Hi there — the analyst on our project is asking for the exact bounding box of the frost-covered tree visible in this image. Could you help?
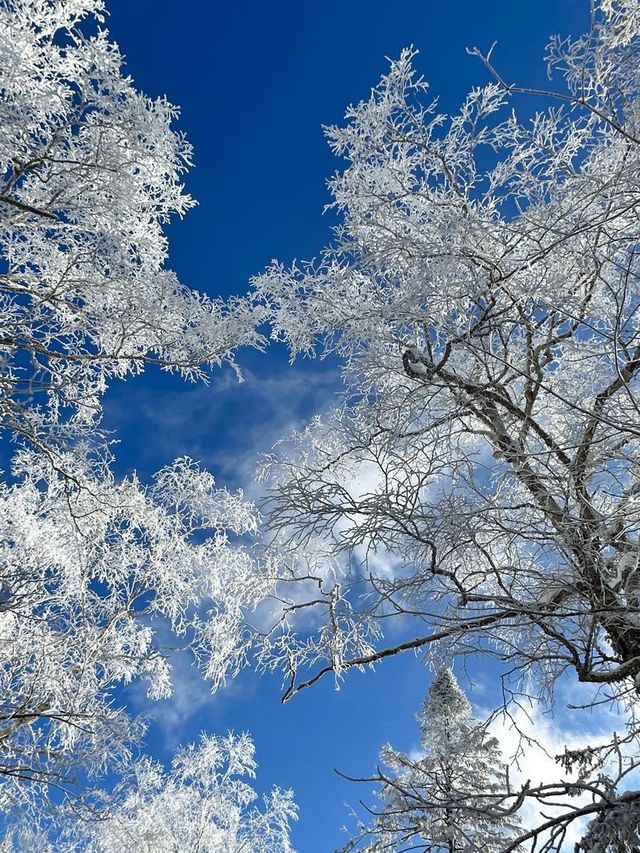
[3,734,297,853]
[250,0,640,847]
[0,450,267,822]
[345,669,520,852]
[0,0,269,829]
[82,734,297,853]
[0,0,260,458]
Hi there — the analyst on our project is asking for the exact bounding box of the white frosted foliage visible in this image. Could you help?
[251,1,640,848]
[348,669,520,852]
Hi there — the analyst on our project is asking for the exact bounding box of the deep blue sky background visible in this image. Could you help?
[101,2,587,850]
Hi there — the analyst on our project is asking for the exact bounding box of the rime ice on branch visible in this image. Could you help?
[0,0,271,834]
[251,1,640,848]
[0,0,262,455]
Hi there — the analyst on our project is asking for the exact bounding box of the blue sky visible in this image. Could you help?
[101,2,589,850]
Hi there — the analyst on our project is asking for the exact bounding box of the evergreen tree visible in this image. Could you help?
[351,669,520,852]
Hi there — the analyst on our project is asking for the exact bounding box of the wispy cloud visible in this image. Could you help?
[484,680,633,850]
[136,653,222,746]
[103,361,339,496]
[123,616,242,751]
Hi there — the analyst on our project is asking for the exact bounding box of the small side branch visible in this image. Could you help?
[0,195,58,221]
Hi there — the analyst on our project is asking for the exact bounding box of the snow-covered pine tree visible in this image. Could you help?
[349,669,520,853]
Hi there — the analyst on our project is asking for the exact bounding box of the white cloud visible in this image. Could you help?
[104,362,339,499]
[123,618,229,749]
[142,652,221,745]
[485,680,633,851]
